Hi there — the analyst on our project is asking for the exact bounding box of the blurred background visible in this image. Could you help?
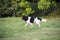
[0,0,60,17]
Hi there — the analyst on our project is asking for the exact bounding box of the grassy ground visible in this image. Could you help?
[0,17,60,40]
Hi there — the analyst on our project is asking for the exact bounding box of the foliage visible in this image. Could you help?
[19,0,35,16]
[0,0,59,17]
[22,7,35,15]
[19,0,30,8]
[37,0,57,16]
[38,0,51,10]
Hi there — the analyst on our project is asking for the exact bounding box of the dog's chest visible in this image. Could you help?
[26,17,31,23]
[26,17,34,23]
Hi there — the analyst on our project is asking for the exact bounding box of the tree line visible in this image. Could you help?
[0,0,60,17]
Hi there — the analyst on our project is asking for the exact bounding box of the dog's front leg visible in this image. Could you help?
[38,24,40,27]
[25,23,28,27]
[36,22,40,28]
[29,23,33,27]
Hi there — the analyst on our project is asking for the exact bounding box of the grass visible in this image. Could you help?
[0,17,60,40]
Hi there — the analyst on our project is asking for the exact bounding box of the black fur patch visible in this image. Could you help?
[30,17,34,23]
[37,17,42,21]
[22,16,28,21]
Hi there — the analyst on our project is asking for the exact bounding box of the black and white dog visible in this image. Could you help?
[22,16,47,27]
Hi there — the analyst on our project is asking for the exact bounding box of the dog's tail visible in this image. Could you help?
[41,19,47,22]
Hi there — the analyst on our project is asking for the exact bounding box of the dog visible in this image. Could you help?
[22,16,47,27]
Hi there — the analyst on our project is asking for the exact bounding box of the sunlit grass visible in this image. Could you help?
[0,17,60,40]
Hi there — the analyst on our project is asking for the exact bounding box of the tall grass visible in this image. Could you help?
[0,17,60,40]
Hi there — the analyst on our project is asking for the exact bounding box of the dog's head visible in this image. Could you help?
[22,16,28,21]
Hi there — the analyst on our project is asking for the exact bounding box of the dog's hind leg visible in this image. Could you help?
[35,21,40,28]
[38,23,40,27]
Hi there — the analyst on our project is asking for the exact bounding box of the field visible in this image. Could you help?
[0,17,60,40]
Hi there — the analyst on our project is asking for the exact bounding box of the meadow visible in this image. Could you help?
[0,17,60,40]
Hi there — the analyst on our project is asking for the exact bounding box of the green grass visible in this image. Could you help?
[0,17,60,40]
